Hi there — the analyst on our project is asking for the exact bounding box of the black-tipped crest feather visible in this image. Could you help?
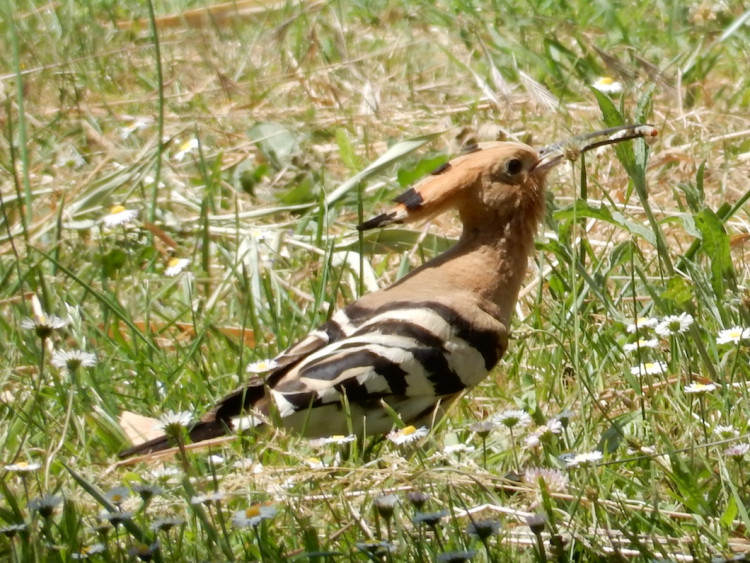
[392,187,424,210]
[357,212,399,231]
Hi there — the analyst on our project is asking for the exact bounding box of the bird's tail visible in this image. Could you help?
[117,419,231,458]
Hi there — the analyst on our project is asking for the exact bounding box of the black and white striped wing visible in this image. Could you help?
[266,299,508,436]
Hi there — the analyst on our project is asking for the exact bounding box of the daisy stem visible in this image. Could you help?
[482,538,497,563]
[112,524,123,563]
[687,323,719,384]
[698,396,710,447]
[431,525,445,551]
[9,539,18,563]
[44,388,75,489]
[214,502,232,552]
[413,444,429,471]
[253,525,269,563]
[175,435,191,475]
[9,340,48,468]
[35,340,48,427]
[637,360,647,424]
[482,435,487,470]
[533,529,547,563]
[727,343,745,415]
[509,428,520,472]
[20,476,30,503]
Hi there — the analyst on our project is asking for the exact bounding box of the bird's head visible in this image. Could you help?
[357,124,658,233]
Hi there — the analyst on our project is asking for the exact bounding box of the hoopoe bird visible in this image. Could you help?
[120,124,657,457]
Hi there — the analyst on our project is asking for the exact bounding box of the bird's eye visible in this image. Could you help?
[505,158,523,175]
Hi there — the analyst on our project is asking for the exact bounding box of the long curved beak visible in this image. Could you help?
[533,124,658,172]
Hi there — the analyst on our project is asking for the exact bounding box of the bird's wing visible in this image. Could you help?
[205,312,356,423]
[257,297,508,436]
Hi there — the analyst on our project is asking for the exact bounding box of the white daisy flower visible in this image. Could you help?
[165,257,190,277]
[725,443,750,458]
[493,409,532,430]
[630,361,667,376]
[717,326,750,345]
[55,148,85,169]
[105,486,130,506]
[525,467,569,493]
[190,491,226,506]
[246,358,279,374]
[526,419,563,447]
[0,523,27,538]
[231,504,277,528]
[155,410,193,433]
[626,317,659,333]
[150,466,181,480]
[525,434,541,448]
[4,461,42,473]
[102,205,138,227]
[250,228,272,242]
[412,510,449,527]
[466,518,501,540]
[308,435,356,447]
[119,117,151,139]
[22,314,66,338]
[626,445,656,455]
[592,77,623,95]
[373,494,398,518]
[387,425,428,445]
[150,517,185,533]
[173,138,199,161]
[304,457,325,468]
[541,419,563,435]
[470,420,498,436]
[623,338,659,352]
[684,382,718,394]
[51,349,97,372]
[143,175,166,189]
[443,443,476,455]
[72,543,106,559]
[29,495,63,518]
[714,425,739,439]
[566,450,603,467]
[655,313,694,336]
[526,513,547,533]
[98,510,132,526]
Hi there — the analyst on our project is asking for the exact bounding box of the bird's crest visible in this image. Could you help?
[358,124,657,231]
[357,142,536,230]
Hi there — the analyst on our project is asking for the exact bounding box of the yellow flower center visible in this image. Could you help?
[245,505,261,518]
[598,77,614,85]
[167,257,181,267]
[402,425,417,435]
[110,205,126,214]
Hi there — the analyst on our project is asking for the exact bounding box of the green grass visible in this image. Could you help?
[2,0,750,560]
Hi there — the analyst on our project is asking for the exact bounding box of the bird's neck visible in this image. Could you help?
[392,212,539,327]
